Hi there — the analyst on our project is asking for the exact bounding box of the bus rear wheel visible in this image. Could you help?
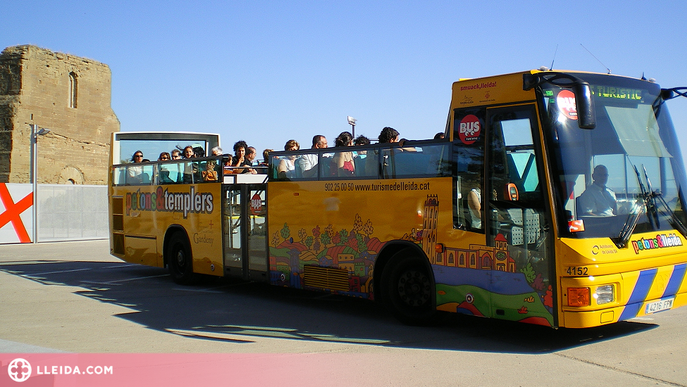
[382,251,435,325]
[167,231,199,285]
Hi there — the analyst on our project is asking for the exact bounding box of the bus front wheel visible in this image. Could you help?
[167,231,199,285]
[381,251,435,325]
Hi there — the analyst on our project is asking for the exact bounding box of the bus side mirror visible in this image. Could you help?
[574,82,596,129]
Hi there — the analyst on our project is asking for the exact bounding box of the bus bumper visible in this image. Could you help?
[560,263,687,328]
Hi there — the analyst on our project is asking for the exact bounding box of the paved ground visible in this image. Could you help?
[1,240,686,386]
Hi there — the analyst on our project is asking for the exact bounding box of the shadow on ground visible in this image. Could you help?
[0,260,656,354]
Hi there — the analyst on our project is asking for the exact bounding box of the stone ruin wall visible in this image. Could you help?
[0,45,119,184]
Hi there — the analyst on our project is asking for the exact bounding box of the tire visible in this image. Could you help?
[381,250,435,325]
[167,231,199,285]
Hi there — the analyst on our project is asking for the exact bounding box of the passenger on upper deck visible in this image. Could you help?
[211,146,233,169]
[354,135,370,146]
[277,140,300,179]
[231,141,250,168]
[242,147,258,174]
[353,135,377,176]
[297,135,328,177]
[246,147,257,165]
[202,160,219,182]
[183,146,195,159]
[182,146,197,182]
[127,150,144,184]
[378,127,400,143]
[260,149,273,167]
[171,149,182,160]
[157,152,174,184]
[334,131,355,177]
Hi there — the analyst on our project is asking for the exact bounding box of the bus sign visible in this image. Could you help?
[250,193,262,215]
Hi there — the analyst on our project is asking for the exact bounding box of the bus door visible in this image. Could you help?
[222,184,268,281]
[486,104,554,321]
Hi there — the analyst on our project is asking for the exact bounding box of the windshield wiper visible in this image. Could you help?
[642,165,660,229]
[615,164,656,248]
[615,163,687,248]
[615,200,645,248]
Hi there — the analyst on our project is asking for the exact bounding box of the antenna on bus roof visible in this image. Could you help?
[550,44,558,71]
[580,44,611,74]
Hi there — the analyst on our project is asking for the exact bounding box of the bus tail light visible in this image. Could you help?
[594,285,615,305]
[568,287,591,307]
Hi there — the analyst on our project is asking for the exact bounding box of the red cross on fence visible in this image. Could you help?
[0,183,34,243]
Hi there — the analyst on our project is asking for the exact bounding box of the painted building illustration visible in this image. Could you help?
[268,193,553,326]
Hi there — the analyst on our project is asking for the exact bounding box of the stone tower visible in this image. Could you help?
[0,45,119,184]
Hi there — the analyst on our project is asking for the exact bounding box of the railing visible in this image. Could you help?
[112,156,269,186]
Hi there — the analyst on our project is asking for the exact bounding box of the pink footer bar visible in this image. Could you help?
[1,353,378,387]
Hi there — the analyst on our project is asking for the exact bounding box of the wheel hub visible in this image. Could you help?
[397,269,430,307]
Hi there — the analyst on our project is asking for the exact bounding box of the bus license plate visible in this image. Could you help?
[645,298,674,314]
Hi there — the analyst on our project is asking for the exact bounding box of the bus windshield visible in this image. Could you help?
[542,74,687,243]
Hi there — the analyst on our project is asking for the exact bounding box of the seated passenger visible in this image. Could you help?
[193,146,205,158]
[378,127,399,143]
[242,146,258,174]
[158,152,174,184]
[128,151,144,184]
[182,145,197,183]
[260,149,272,166]
[298,135,327,177]
[232,141,248,167]
[183,146,195,159]
[577,165,617,216]
[379,126,415,152]
[211,146,223,156]
[202,160,219,182]
[223,154,234,172]
[333,131,355,177]
[278,140,300,179]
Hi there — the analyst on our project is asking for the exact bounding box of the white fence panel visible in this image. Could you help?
[37,184,108,242]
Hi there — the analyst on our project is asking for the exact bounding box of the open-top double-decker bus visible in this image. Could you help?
[109,70,687,328]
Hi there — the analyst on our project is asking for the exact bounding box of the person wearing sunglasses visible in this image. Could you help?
[157,152,175,184]
[128,151,144,184]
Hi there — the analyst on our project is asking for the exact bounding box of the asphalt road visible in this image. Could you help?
[1,240,685,386]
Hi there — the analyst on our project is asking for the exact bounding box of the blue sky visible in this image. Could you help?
[3,0,686,159]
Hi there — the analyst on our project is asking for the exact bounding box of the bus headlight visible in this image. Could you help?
[594,285,614,305]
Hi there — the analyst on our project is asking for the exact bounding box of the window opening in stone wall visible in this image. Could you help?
[69,72,78,108]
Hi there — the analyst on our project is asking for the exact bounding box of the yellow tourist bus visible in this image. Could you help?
[109,70,687,328]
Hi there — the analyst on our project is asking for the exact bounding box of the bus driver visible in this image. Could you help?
[577,165,617,217]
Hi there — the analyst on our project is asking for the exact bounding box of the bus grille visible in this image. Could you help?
[303,266,349,292]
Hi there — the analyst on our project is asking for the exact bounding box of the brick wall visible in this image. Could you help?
[0,45,119,184]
